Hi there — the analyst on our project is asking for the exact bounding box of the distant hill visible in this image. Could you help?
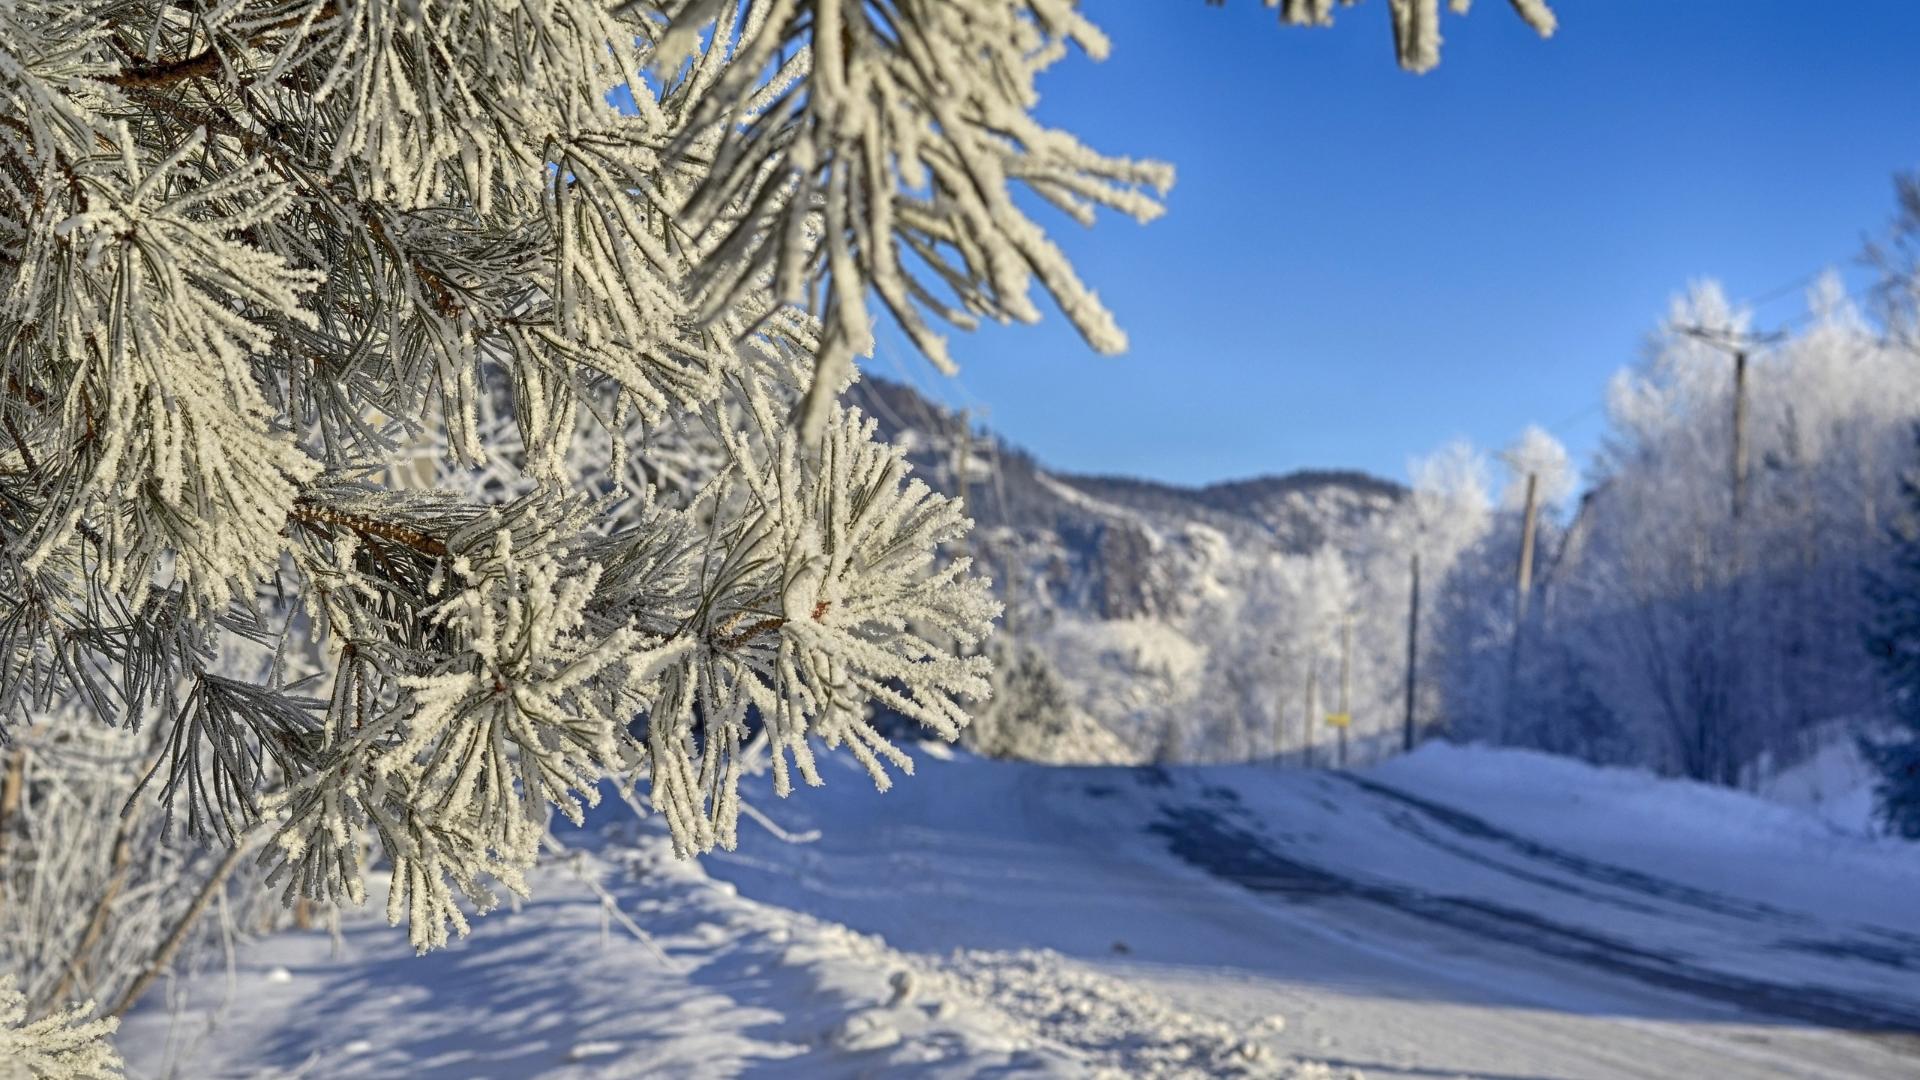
[845,377,1404,622]
[1058,470,1404,553]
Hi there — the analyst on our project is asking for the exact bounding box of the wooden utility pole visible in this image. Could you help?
[1731,350,1750,520]
[1403,552,1421,754]
[951,408,971,561]
[1514,472,1540,628]
[1677,325,1780,519]
[1338,616,1353,769]
[1503,473,1542,736]
[1272,657,1287,763]
[1302,662,1317,769]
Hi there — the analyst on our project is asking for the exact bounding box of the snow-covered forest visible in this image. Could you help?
[4,0,1918,1076]
[907,250,1920,804]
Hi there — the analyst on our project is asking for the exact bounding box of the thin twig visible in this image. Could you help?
[289,498,449,558]
[0,744,26,885]
[560,852,680,972]
[739,799,820,844]
[105,3,341,90]
[108,47,228,89]
[107,841,251,1019]
[43,794,143,1009]
[3,412,37,472]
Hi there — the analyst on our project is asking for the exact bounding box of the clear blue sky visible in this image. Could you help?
[872,1,1920,488]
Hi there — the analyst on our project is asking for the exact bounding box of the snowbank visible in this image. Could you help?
[1369,740,1918,926]
[116,819,1292,1078]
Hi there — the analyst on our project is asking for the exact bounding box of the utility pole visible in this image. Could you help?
[1731,349,1749,520]
[1677,325,1781,520]
[1338,615,1353,769]
[1272,650,1286,763]
[949,408,971,567]
[952,409,971,506]
[1403,552,1420,754]
[1504,473,1540,737]
[1514,472,1540,628]
[1303,662,1317,769]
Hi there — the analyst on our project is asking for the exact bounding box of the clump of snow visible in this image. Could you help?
[1753,733,1882,836]
[940,948,1276,1077]
[563,1041,622,1062]
[826,1008,902,1052]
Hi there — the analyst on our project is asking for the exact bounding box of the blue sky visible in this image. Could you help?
[872,1,1920,488]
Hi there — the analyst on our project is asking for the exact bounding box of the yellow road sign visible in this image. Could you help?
[1325,712,1350,728]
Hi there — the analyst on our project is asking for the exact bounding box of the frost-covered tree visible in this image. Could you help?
[964,635,1127,764]
[1868,172,1920,346]
[0,0,1557,978]
[1431,269,1920,786]
[1500,425,1575,512]
[1563,280,1913,781]
[1427,430,1575,748]
[1864,429,1920,838]
[1280,547,1358,755]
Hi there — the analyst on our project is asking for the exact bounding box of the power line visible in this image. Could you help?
[873,330,995,430]
[1732,248,1881,313]
[1539,398,1607,440]
[1507,269,1857,450]
[1741,266,1838,310]
[1773,277,1882,332]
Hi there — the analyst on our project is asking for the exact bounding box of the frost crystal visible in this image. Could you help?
[0,977,122,1080]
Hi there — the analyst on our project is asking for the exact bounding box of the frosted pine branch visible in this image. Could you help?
[0,976,122,1080]
[0,0,1549,970]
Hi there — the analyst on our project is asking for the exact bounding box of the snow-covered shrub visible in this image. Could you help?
[965,637,1131,765]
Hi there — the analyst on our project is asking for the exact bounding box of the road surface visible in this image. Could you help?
[708,752,1920,1079]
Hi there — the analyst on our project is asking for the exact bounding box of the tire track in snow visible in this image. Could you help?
[1339,773,1920,975]
[1332,774,1796,922]
[1148,798,1920,1037]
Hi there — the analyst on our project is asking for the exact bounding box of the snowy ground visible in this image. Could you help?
[119,743,1920,1078]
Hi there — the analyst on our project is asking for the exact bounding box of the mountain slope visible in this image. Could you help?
[845,378,1414,761]
[848,374,1403,620]
[847,377,1403,553]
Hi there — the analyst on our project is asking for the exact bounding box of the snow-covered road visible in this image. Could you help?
[119,744,1920,1078]
[702,745,1920,1079]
